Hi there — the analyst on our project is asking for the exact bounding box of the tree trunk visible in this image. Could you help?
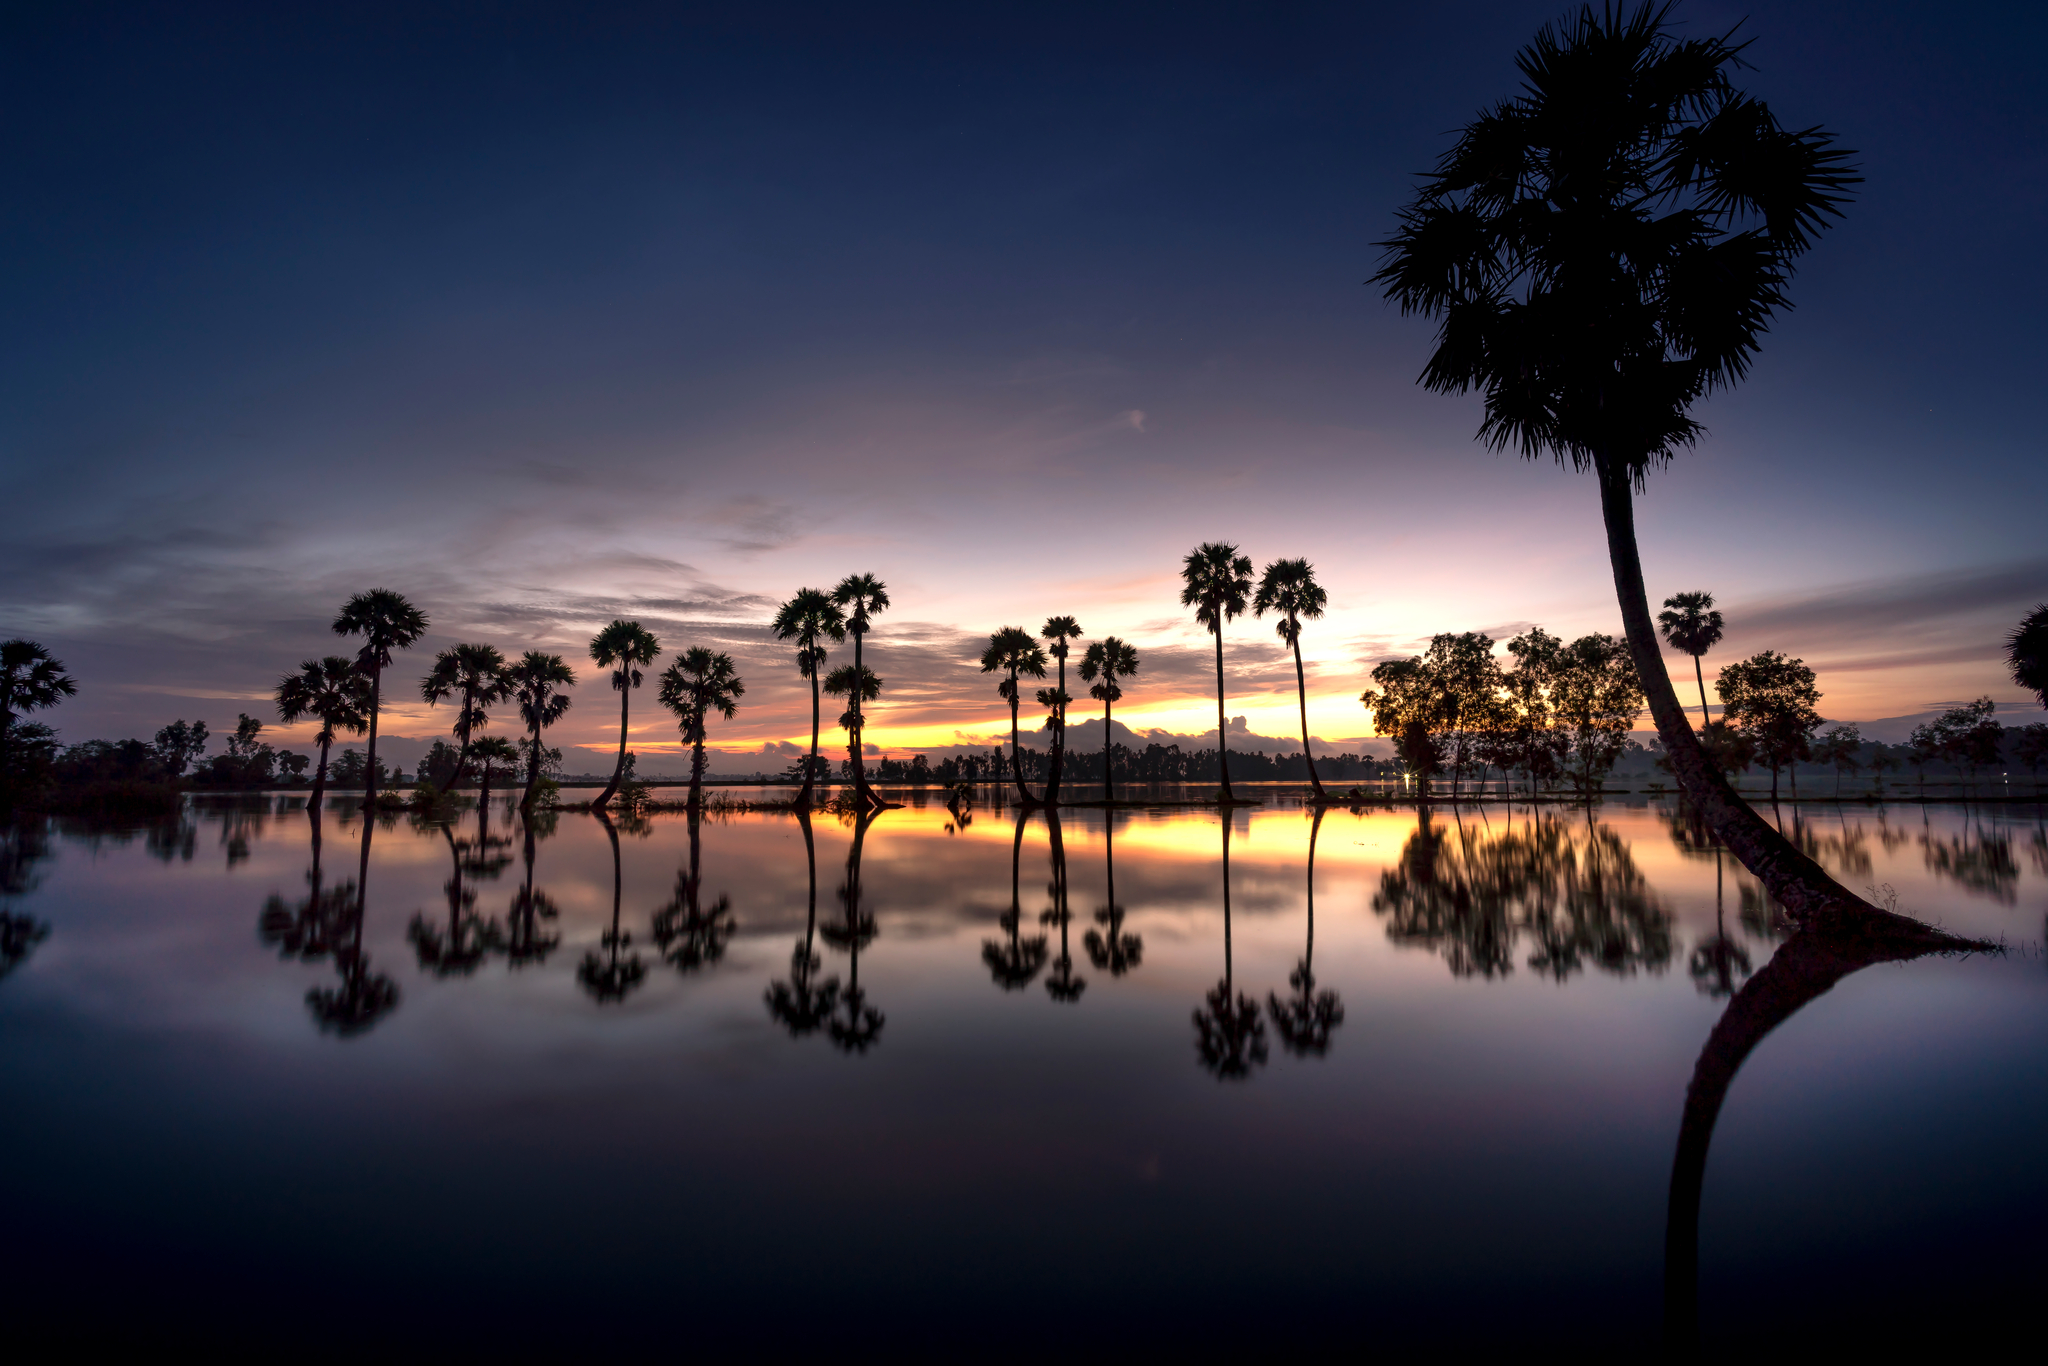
[1293,630,1325,800]
[1046,653,1066,806]
[690,729,706,812]
[1693,655,1710,731]
[851,627,871,806]
[799,666,821,808]
[311,736,331,812]
[363,666,384,807]
[1102,697,1114,800]
[1008,681,1033,803]
[596,682,630,808]
[1213,627,1234,801]
[520,718,542,812]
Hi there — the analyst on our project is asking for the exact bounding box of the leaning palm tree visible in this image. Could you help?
[1370,7,1954,935]
[588,619,662,810]
[823,663,882,789]
[772,589,848,807]
[0,639,77,784]
[1180,543,1254,803]
[830,575,890,806]
[1078,637,1139,800]
[331,590,428,808]
[1657,592,1725,730]
[419,643,513,795]
[275,656,371,810]
[980,627,1047,804]
[1039,616,1083,805]
[658,647,745,811]
[1254,558,1331,801]
[505,651,575,811]
[2009,604,2048,710]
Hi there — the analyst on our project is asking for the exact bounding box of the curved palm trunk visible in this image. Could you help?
[1305,805,1322,971]
[1596,456,1959,935]
[1692,655,1711,731]
[363,666,384,808]
[1291,628,1325,800]
[1047,655,1067,806]
[311,736,333,813]
[595,683,630,808]
[1213,628,1234,801]
[798,667,822,808]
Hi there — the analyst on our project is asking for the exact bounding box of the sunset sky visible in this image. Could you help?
[3,1,2042,772]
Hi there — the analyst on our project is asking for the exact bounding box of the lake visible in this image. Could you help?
[4,791,2044,1356]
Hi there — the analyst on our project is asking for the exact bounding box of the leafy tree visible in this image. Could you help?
[277,657,372,810]
[1254,558,1332,801]
[772,588,848,807]
[1656,592,1725,730]
[1716,651,1821,803]
[1078,636,1140,799]
[1039,616,1083,805]
[823,663,882,790]
[151,719,210,779]
[2013,723,2048,785]
[588,619,663,810]
[1924,697,2002,793]
[470,735,519,801]
[1548,633,1645,799]
[505,651,575,811]
[332,590,429,807]
[658,648,746,811]
[420,643,513,795]
[831,574,891,807]
[0,639,77,791]
[1812,724,1863,797]
[2009,604,2048,709]
[1500,628,1571,794]
[980,627,1047,804]
[1268,808,1343,1055]
[1362,634,1502,797]
[1180,543,1254,801]
[1372,5,1895,928]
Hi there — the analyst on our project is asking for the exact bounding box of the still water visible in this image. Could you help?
[4,792,2045,1355]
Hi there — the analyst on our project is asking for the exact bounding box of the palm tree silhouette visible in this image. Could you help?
[1657,592,1725,731]
[306,816,400,1035]
[658,647,745,812]
[331,590,428,809]
[1079,637,1139,801]
[980,627,1048,805]
[0,639,76,790]
[506,651,575,812]
[577,809,647,1004]
[1369,9,1948,934]
[766,808,840,1036]
[772,588,848,808]
[274,655,370,811]
[984,808,1048,989]
[470,736,518,804]
[1254,558,1331,802]
[822,807,885,1052]
[2,822,54,983]
[1193,816,1265,1078]
[1268,807,1344,1056]
[420,643,513,795]
[503,811,561,967]
[1181,543,1254,803]
[588,620,663,810]
[1040,811,1085,1003]
[823,663,882,793]
[1039,616,1083,806]
[653,810,737,973]
[2009,604,2048,709]
[408,800,509,975]
[830,575,890,808]
[1084,811,1141,976]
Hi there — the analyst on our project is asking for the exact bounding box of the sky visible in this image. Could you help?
[3,0,2043,773]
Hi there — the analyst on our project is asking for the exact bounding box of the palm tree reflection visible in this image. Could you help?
[766,808,839,1037]
[577,808,646,1004]
[983,809,1047,990]
[1268,807,1343,1056]
[1040,812,1086,1003]
[1084,811,1141,977]
[408,799,509,976]
[301,810,399,1036]
[1,820,54,984]
[1193,816,1266,1079]
[503,808,561,968]
[653,809,736,973]
[821,807,884,1052]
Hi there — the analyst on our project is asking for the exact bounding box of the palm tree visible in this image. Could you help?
[823,663,882,790]
[0,639,77,786]
[1254,558,1331,801]
[1079,637,1139,800]
[331,590,429,808]
[275,656,371,811]
[470,736,519,804]
[2010,604,2048,710]
[653,810,736,973]
[506,651,575,812]
[588,620,662,810]
[658,647,745,812]
[1657,592,1725,730]
[1039,616,1083,805]
[831,575,890,806]
[419,643,513,795]
[1369,8,1948,935]
[772,589,848,807]
[1268,808,1344,1055]
[980,627,1048,804]
[503,815,561,968]
[1180,543,1254,802]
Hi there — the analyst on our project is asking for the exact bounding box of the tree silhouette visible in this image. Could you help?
[408,800,509,976]
[2009,604,2048,710]
[1,821,54,983]
[1193,817,1266,1078]
[1084,811,1141,977]
[506,651,575,812]
[0,639,78,795]
[766,808,840,1036]
[274,656,370,812]
[658,647,745,812]
[503,810,561,967]
[1039,616,1083,806]
[773,588,849,808]
[823,663,882,791]
[1255,559,1331,802]
[1040,811,1085,1003]
[831,574,890,808]
[822,807,885,1052]
[1657,592,1725,731]
[980,627,1048,805]
[1268,807,1344,1056]
[577,809,647,1004]
[1078,637,1140,800]
[419,643,512,795]
[1180,543,1254,802]
[588,620,663,810]
[331,590,428,809]
[984,809,1048,989]
[653,809,736,973]
[1716,651,1821,803]
[305,815,400,1035]
[470,736,518,803]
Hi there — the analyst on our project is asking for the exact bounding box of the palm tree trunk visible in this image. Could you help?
[1008,681,1032,803]
[596,683,629,808]
[363,666,384,808]
[1047,656,1066,806]
[520,717,542,812]
[1594,454,1948,934]
[312,736,332,812]
[1102,696,1114,800]
[1693,655,1710,731]
[690,730,706,812]
[1292,630,1325,800]
[851,628,871,806]
[1213,628,1233,801]
[799,666,821,808]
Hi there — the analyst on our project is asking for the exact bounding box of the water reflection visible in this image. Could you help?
[1042,813,1085,1003]
[577,809,646,1004]
[1083,812,1141,977]
[1193,817,1266,1080]
[652,811,735,973]
[1,821,53,983]
[408,799,511,976]
[984,810,1047,990]
[504,809,561,968]
[822,807,884,1053]
[765,809,838,1036]
[1268,808,1343,1056]
[308,815,399,1035]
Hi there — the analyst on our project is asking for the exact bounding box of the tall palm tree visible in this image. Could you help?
[331,590,428,808]
[1079,636,1140,800]
[275,656,371,812]
[2009,604,2048,710]
[1254,558,1331,801]
[980,627,1047,804]
[1039,616,1083,805]
[658,647,746,812]
[420,643,513,795]
[773,588,848,807]
[1370,7,1945,935]
[823,663,882,790]
[1657,592,1725,730]
[830,575,890,806]
[588,620,662,810]
[1180,543,1254,803]
[506,651,575,812]
[0,639,77,785]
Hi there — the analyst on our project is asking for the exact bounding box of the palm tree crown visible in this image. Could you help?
[831,574,889,800]
[1181,543,1254,634]
[774,588,848,800]
[421,645,513,790]
[2010,604,2048,710]
[1255,558,1330,798]
[0,638,78,730]
[660,647,745,806]
[1079,636,1139,795]
[506,650,575,809]
[1659,590,1725,729]
[332,590,429,673]
[588,619,661,808]
[982,627,1047,801]
[275,655,370,803]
